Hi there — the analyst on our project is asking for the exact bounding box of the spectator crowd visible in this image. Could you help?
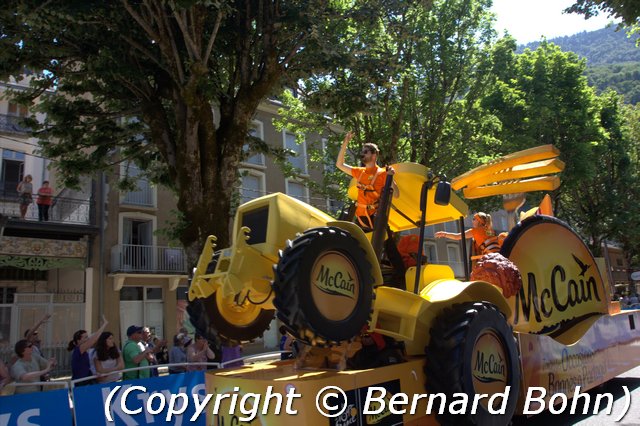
[0,314,228,395]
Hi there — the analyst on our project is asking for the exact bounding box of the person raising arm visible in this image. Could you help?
[435,212,500,255]
[336,132,399,230]
[68,315,109,384]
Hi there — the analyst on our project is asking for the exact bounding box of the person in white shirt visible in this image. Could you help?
[93,332,124,383]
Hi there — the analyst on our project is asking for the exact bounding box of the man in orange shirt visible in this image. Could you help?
[336,132,398,230]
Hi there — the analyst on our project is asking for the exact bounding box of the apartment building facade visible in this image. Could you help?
[0,78,98,375]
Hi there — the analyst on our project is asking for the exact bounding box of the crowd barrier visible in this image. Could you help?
[0,352,287,426]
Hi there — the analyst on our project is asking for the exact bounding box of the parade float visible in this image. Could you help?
[187,146,640,425]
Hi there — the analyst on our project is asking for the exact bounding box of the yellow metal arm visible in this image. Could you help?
[451,145,563,199]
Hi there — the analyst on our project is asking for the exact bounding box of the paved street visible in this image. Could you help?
[514,366,640,425]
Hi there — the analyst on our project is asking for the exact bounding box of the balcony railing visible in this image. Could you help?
[122,179,154,207]
[110,244,188,274]
[0,195,94,225]
[0,114,30,134]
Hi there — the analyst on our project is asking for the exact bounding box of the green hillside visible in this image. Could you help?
[520,27,640,104]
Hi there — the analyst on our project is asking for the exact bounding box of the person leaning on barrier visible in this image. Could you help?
[220,338,243,369]
[68,315,108,386]
[123,325,153,380]
[168,334,188,374]
[12,313,51,381]
[36,180,53,222]
[0,358,11,393]
[140,327,165,377]
[23,313,51,359]
[16,174,33,220]
[279,326,294,360]
[10,339,56,394]
[186,334,215,372]
[153,337,169,365]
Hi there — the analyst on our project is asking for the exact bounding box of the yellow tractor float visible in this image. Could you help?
[187,146,640,425]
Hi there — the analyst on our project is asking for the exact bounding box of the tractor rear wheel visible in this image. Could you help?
[186,252,222,342]
[209,290,275,341]
[187,252,274,342]
[272,226,374,346]
[425,302,520,426]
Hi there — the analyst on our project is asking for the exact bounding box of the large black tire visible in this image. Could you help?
[187,296,218,341]
[187,252,275,342]
[272,226,374,346]
[426,302,520,426]
[187,253,222,342]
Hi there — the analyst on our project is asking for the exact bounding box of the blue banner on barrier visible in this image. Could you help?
[73,371,207,425]
[0,388,72,426]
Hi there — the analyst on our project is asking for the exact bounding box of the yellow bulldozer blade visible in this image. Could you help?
[463,175,561,199]
[452,145,564,199]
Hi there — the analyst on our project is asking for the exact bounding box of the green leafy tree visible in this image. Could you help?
[565,91,634,255]
[566,0,640,26]
[613,103,640,269]
[277,0,499,193]
[566,0,640,43]
[0,0,356,256]
[481,41,602,217]
[482,41,640,257]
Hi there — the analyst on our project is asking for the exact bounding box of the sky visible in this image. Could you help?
[491,0,619,44]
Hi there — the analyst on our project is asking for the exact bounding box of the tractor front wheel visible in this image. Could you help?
[272,226,374,346]
[425,302,520,426]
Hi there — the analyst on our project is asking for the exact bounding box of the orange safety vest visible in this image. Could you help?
[471,227,500,255]
[397,234,420,268]
[352,166,386,229]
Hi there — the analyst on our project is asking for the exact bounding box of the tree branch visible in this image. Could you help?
[204,9,224,66]
[120,35,174,80]
[169,1,200,61]
[280,33,308,68]
[122,0,161,43]
[153,0,187,82]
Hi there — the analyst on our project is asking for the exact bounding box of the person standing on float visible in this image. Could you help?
[336,132,398,230]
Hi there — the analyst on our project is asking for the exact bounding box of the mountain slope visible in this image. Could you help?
[519,27,640,103]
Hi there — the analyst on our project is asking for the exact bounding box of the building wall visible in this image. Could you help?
[243,105,330,210]
[605,244,631,296]
[0,80,92,377]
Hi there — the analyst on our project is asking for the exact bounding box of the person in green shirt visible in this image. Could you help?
[122,325,152,380]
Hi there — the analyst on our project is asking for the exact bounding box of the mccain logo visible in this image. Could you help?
[314,265,356,299]
[473,351,507,384]
[364,393,393,424]
[514,253,601,325]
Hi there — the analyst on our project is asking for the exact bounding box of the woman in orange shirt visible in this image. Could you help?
[435,212,500,255]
